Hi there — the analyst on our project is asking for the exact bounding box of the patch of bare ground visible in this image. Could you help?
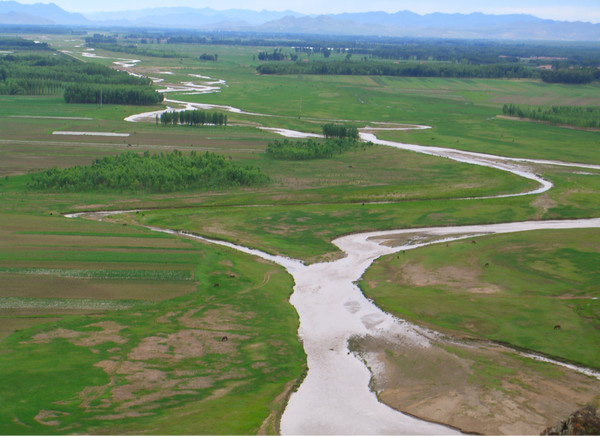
[0,312,94,341]
[87,334,226,416]
[31,300,256,423]
[156,310,179,324]
[29,321,127,346]
[179,305,253,330]
[94,411,154,421]
[532,194,559,219]
[30,327,81,343]
[34,410,70,426]
[127,328,242,361]
[196,223,241,242]
[73,321,127,347]
[306,250,346,265]
[371,232,464,249]
[352,335,600,435]
[79,385,112,411]
[389,261,503,295]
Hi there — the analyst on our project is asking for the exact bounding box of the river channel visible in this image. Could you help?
[67,57,600,433]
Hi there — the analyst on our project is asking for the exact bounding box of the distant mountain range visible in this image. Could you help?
[0,1,88,25]
[1,1,599,41]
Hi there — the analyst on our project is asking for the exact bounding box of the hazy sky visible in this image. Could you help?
[17,0,600,23]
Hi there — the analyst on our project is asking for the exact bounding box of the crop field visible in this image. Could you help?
[0,32,599,434]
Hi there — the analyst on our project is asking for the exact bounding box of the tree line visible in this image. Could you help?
[64,83,163,105]
[2,55,153,86]
[199,53,218,61]
[155,32,600,67]
[257,49,297,61]
[86,42,186,59]
[502,104,600,129]
[540,68,600,85]
[159,110,227,126]
[257,60,537,80]
[0,36,50,51]
[85,34,117,44]
[322,123,359,139]
[29,150,269,193]
[0,53,156,98]
[75,30,600,69]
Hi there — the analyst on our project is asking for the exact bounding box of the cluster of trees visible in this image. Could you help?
[0,54,155,97]
[322,123,359,139]
[257,49,297,61]
[86,42,185,59]
[159,110,227,126]
[85,34,117,44]
[167,35,209,44]
[0,77,63,95]
[199,53,218,61]
[0,51,162,104]
[266,138,368,160]
[502,104,600,129]
[29,150,269,192]
[64,83,164,105]
[0,36,50,51]
[540,68,600,84]
[257,60,537,79]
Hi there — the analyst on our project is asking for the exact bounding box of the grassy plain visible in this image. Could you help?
[0,212,305,434]
[0,34,599,433]
[361,228,600,369]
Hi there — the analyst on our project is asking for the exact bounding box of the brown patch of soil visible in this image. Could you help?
[306,250,346,265]
[72,321,127,347]
[128,329,240,362]
[95,411,154,421]
[393,262,503,294]
[179,306,252,331]
[30,328,81,343]
[79,385,111,411]
[34,410,70,426]
[156,311,179,324]
[53,302,250,422]
[532,194,558,219]
[354,335,600,435]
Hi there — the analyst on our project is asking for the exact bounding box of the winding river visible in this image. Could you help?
[68,56,600,434]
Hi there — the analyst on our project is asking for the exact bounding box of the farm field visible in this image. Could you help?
[0,33,599,434]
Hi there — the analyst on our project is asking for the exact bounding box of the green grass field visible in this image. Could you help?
[361,228,600,369]
[0,33,599,433]
[0,212,305,434]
